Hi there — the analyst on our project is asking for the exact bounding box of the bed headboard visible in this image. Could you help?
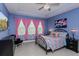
[54,29,68,34]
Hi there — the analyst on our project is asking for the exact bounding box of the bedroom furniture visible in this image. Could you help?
[15,38,23,46]
[35,29,68,54]
[35,35,51,54]
[0,35,16,56]
[9,34,16,54]
[66,37,79,53]
[70,28,78,39]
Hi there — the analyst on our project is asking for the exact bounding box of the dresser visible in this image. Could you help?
[66,37,79,53]
[0,35,16,56]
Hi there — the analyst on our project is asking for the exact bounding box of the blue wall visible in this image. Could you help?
[47,8,79,39]
[0,3,9,40]
[44,19,48,34]
[47,18,55,31]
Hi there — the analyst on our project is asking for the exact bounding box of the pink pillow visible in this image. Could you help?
[52,32,59,37]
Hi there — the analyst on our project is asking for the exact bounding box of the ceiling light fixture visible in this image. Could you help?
[43,4,50,10]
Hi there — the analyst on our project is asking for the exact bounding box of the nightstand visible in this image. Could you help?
[66,37,79,53]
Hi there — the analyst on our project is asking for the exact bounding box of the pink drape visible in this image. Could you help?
[22,18,27,39]
[33,20,44,35]
[33,20,40,35]
[40,20,45,34]
[15,18,20,38]
[36,20,44,34]
[25,19,31,40]
[15,18,45,40]
[15,18,26,39]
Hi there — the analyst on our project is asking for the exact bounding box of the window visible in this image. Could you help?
[37,21,43,34]
[0,12,8,31]
[28,20,36,35]
[18,19,26,35]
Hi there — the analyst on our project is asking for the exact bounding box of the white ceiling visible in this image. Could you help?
[5,3,79,18]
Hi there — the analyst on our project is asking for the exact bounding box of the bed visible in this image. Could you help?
[35,29,68,54]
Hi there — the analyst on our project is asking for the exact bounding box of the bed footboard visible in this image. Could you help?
[35,35,49,54]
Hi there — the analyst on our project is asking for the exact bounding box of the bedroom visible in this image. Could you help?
[0,3,79,56]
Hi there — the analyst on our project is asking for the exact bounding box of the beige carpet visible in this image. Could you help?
[14,42,79,56]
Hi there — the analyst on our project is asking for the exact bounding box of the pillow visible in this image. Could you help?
[58,32,67,37]
[52,32,59,37]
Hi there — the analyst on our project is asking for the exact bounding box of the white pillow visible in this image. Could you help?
[58,32,67,37]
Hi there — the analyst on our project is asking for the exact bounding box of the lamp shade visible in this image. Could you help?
[49,29,53,32]
[71,28,78,32]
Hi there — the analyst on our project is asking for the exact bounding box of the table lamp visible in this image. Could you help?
[71,28,78,39]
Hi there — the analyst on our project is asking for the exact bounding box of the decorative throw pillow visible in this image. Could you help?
[52,32,59,37]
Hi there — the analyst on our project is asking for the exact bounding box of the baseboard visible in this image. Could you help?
[23,40,35,43]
